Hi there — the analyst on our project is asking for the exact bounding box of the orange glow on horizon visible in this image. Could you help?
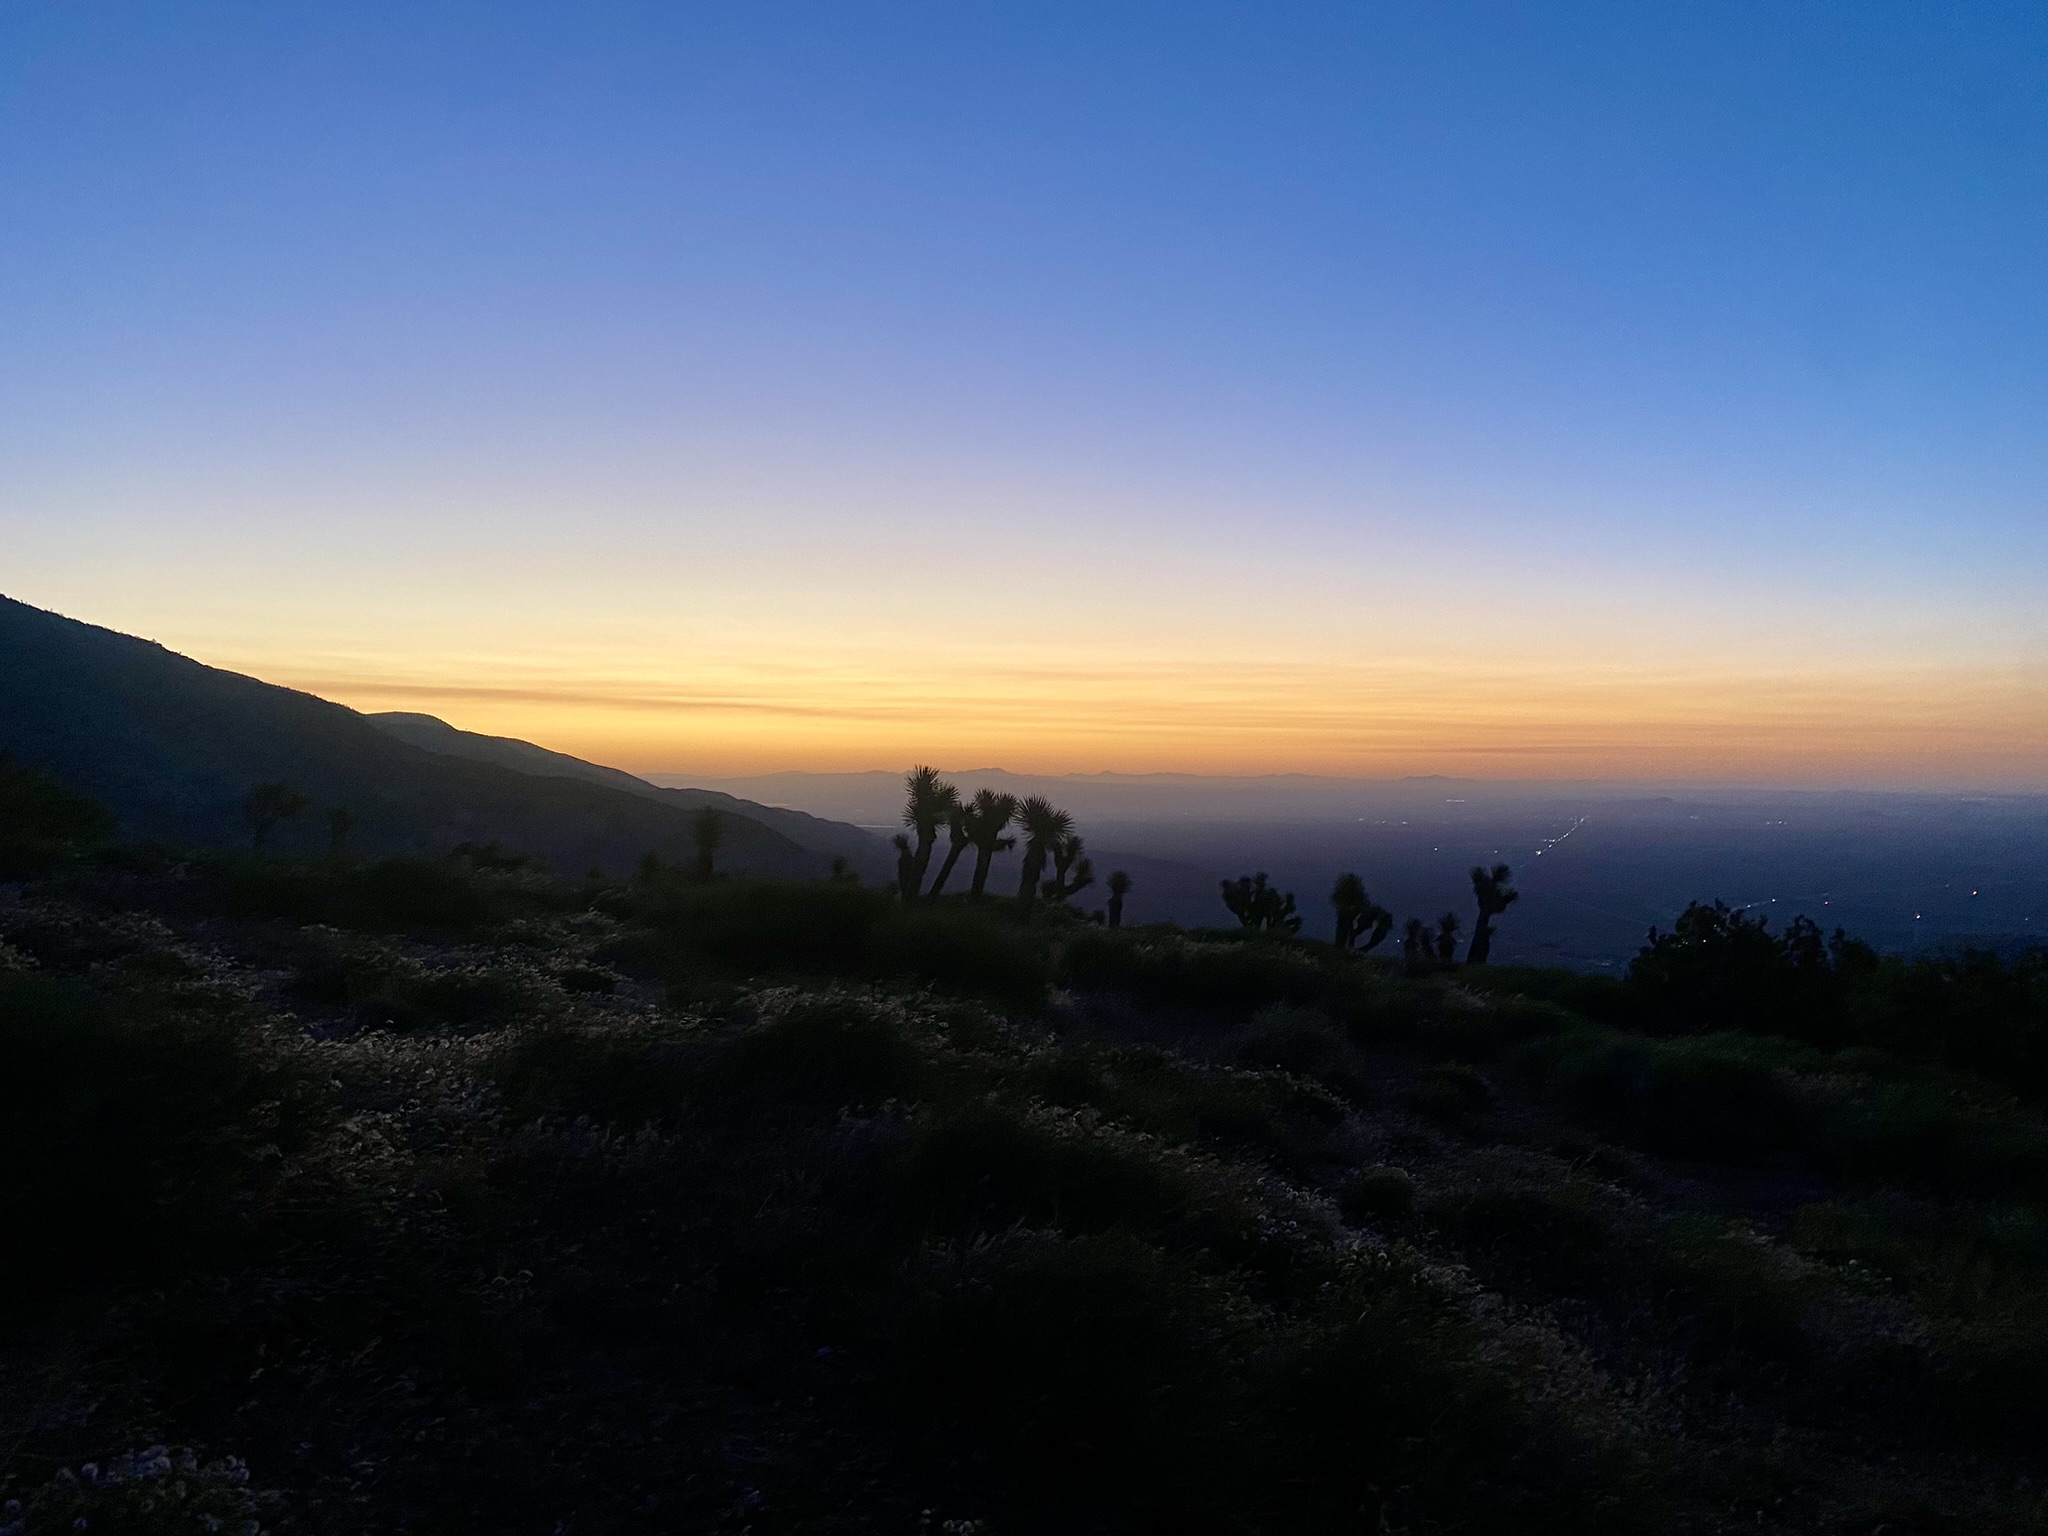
[258,651,2048,788]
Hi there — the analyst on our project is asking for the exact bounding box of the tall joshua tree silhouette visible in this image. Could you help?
[962,789,1019,896]
[1106,870,1132,928]
[1466,862,1519,965]
[244,782,311,852]
[1042,832,1094,904]
[925,804,972,897]
[692,806,726,880]
[899,766,960,900]
[1014,796,1074,912]
[1330,873,1394,952]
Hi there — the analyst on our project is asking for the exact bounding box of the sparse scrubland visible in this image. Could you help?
[5,761,2048,1534]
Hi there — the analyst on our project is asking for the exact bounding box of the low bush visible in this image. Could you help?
[0,971,289,1305]
[1536,1032,1808,1161]
[1338,1165,1417,1224]
[1063,928,1325,1015]
[866,905,1050,1005]
[1653,1216,1810,1362]
[1423,1182,1617,1295]
[635,877,892,974]
[225,855,502,932]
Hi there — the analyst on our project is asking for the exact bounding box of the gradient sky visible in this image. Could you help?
[3,2,2045,782]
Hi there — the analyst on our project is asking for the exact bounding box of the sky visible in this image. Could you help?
[3,2,2045,783]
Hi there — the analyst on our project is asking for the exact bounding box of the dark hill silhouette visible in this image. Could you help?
[366,711,885,873]
[0,595,862,878]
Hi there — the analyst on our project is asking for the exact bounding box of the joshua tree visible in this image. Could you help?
[692,806,726,880]
[900,766,960,900]
[1042,832,1094,904]
[1330,872,1393,951]
[326,806,358,858]
[892,833,915,899]
[1106,869,1132,928]
[962,789,1020,897]
[1435,911,1462,963]
[926,805,972,896]
[1401,917,1432,963]
[1221,872,1301,934]
[1015,796,1075,912]
[244,781,311,851]
[1466,862,1519,965]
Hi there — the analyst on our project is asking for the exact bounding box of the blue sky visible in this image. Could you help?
[3,3,2044,778]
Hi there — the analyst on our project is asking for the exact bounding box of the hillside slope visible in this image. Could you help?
[0,595,827,877]
[367,710,888,873]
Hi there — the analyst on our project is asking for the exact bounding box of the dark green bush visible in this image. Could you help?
[1424,1182,1617,1294]
[1063,928,1324,1015]
[1020,1041,1341,1161]
[225,855,497,932]
[1539,1033,1807,1161]
[0,971,283,1305]
[1400,1062,1494,1124]
[707,996,932,1115]
[883,1233,1245,1519]
[1338,1165,1417,1224]
[1653,1216,1810,1361]
[866,905,1049,1005]
[889,1104,1206,1240]
[640,877,892,974]
[0,757,113,876]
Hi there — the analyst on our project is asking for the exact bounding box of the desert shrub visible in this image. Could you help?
[555,964,618,994]
[1265,1284,1595,1534]
[1338,1166,1417,1224]
[1400,1062,1495,1124]
[882,1232,1246,1518]
[866,906,1050,1006]
[1424,1182,1617,1295]
[225,855,498,932]
[0,757,114,876]
[0,971,285,1305]
[1236,1011,1351,1081]
[706,996,932,1115]
[888,1105,1207,1241]
[1062,928,1323,1015]
[0,1446,281,1536]
[640,877,892,974]
[1020,1042,1341,1162]
[1654,1216,1809,1362]
[1815,1081,2048,1192]
[1626,901,1865,1041]
[495,1029,703,1126]
[1537,1033,1807,1161]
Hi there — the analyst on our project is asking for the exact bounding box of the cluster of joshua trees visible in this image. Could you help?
[246,765,1519,961]
[1227,859,1519,966]
[892,766,1132,919]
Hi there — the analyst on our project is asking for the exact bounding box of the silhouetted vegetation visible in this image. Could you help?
[7,771,2048,1533]
[241,779,310,850]
[1013,794,1074,913]
[1330,871,1392,952]
[1467,860,1518,963]
[691,803,726,879]
[1106,867,1132,927]
[1221,870,1302,933]
[953,787,1014,898]
[0,754,113,875]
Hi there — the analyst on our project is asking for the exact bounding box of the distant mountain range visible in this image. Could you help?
[0,595,889,880]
